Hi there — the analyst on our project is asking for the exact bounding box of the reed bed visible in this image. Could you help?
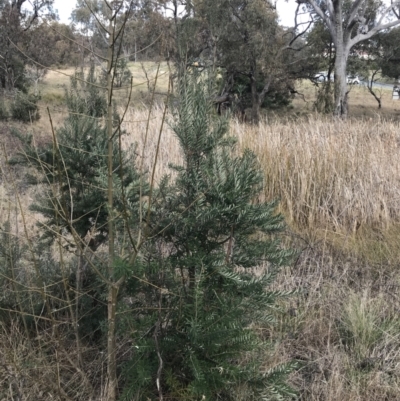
[123,108,400,233]
[234,116,400,231]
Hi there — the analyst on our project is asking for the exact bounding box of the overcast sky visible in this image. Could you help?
[53,0,300,26]
[53,0,73,24]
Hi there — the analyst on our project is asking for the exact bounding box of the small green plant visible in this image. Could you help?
[100,57,131,88]
[114,58,132,88]
[10,68,140,247]
[10,92,40,122]
[121,74,297,400]
[338,290,400,370]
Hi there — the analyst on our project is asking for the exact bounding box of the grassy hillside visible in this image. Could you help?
[1,65,400,400]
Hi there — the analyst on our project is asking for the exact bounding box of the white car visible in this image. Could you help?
[347,75,360,84]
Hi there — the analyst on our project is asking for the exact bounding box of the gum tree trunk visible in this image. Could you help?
[333,45,349,117]
[332,0,349,118]
[305,0,400,119]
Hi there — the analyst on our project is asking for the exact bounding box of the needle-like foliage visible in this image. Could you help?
[122,75,297,400]
[10,67,141,247]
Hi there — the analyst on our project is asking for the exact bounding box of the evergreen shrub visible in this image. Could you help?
[10,67,140,247]
[10,92,40,122]
[121,75,297,400]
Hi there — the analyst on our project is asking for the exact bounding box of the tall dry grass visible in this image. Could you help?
[2,106,400,401]
[234,116,400,232]
[123,108,400,234]
[120,109,400,401]
[121,106,182,183]
[120,107,400,266]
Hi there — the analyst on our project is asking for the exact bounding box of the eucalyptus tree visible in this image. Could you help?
[24,22,80,93]
[71,0,111,61]
[0,0,55,91]
[222,0,292,122]
[351,27,400,107]
[378,26,400,80]
[302,0,400,117]
[185,0,292,123]
[178,0,315,122]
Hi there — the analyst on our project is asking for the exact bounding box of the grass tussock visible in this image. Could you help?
[0,321,105,401]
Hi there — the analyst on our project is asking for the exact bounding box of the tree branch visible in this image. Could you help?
[287,7,314,48]
[307,0,335,37]
[393,0,400,18]
[349,18,400,48]
[346,0,365,26]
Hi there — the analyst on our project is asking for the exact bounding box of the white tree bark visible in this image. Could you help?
[305,0,400,117]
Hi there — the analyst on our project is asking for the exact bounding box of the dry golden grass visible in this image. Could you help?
[121,107,400,235]
[121,106,181,182]
[40,61,170,104]
[291,81,400,120]
[8,61,171,140]
[236,116,400,231]
[2,72,400,400]
[119,108,400,400]
[0,321,105,401]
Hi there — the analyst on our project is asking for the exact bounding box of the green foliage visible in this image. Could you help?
[0,96,8,120]
[10,92,40,122]
[68,64,107,118]
[122,75,297,400]
[0,220,107,343]
[113,58,132,88]
[10,67,140,246]
[232,74,292,110]
[305,21,335,75]
[101,57,132,88]
[377,28,400,80]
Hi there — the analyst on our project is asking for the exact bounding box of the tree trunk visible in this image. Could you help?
[367,70,382,108]
[332,0,349,119]
[106,15,117,401]
[333,53,349,118]
[250,76,260,124]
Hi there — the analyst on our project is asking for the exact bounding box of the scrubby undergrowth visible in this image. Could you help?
[1,110,400,400]
[121,110,400,400]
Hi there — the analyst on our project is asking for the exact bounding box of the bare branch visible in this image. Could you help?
[307,0,335,37]
[393,0,400,18]
[349,18,400,48]
[346,0,365,26]
[287,6,314,47]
